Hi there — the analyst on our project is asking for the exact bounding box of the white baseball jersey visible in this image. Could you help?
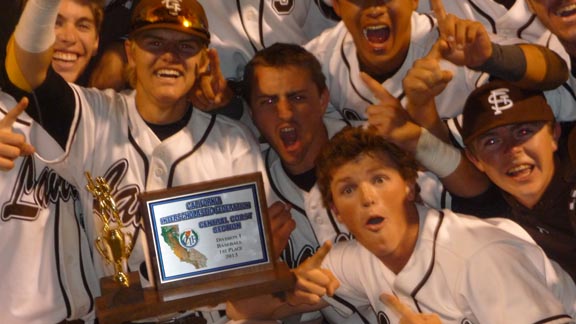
[323,205,576,324]
[0,91,98,323]
[417,0,568,60]
[264,118,452,323]
[304,12,576,123]
[24,75,274,322]
[199,0,337,80]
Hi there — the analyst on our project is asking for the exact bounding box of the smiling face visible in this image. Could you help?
[330,152,419,272]
[527,0,576,54]
[52,0,100,82]
[332,0,417,77]
[125,28,208,123]
[467,122,559,209]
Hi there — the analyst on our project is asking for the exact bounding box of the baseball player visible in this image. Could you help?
[450,79,576,282]
[525,0,576,92]
[0,93,98,324]
[291,126,576,324]
[0,1,104,323]
[417,0,568,58]
[228,42,473,323]
[4,0,291,322]
[304,0,574,124]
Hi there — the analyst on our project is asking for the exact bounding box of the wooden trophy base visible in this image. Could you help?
[96,262,294,324]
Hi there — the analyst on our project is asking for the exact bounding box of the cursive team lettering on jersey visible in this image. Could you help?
[2,156,79,221]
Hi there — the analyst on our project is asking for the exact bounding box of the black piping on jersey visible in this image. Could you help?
[167,113,217,187]
[54,200,95,319]
[467,0,497,34]
[410,210,444,313]
[561,82,576,104]
[128,130,150,187]
[331,294,371,324]
[0,104,32,127]
[517,14,537,39]
[340,37,373,105]
[237,0,265,54]
[444,118,465,149]
[265,148,348,242]
[533,314,573,324]
[264,148,320,244]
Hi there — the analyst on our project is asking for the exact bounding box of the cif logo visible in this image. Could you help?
[180,229,199,248]
[162,0,182,16]
[488,88,513,115]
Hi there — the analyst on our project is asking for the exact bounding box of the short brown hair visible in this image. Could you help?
[72,0,105,33]
[316,126,420,208]
[242,43,326,103]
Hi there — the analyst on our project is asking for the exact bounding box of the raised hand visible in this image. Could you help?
[381,293,442,324]
[189,48,234,111]
[361,72,422,153]
[431,0,492,68]
[288,241,339,306]
[0,97,35,171]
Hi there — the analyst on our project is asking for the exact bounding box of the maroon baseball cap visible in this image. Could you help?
[462,79,555,145]
[130,0,210,43]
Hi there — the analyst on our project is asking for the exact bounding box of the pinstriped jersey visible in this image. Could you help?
[305,13,484,121]
[323,205,576,324]
[198,0,337,80]
[0,91,98,324]
[417,0,569,61]
[22,72,274,322]
[305,11,576,123]
[264,118,452,323]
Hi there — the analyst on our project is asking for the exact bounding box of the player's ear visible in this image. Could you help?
[331,0,342,18]
[465,147,486,173]
[552,122,560,152]
[195,48,210,76]
[320,87,329,115]
[330,204,343,223]
[405,183,416,202]
[124,39,135,67]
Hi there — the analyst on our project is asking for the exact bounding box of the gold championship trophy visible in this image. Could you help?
[89,173,294,324]
[85,172,134,287]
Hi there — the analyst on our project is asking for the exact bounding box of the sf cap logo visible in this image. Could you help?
[488,88,513,115]
[162,0,182,16]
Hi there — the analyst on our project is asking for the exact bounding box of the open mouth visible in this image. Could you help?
[363,25,391,45]
[506,164,533,178]
[556,3,576,17]
[366,215,385,231]
[156,68,182,78]
[53,51,79,62]
[279,127,298,149]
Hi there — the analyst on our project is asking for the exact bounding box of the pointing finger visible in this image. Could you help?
[301,241,332,270]
[359,72,396,104]
[381,293,418,319]
[0,97,29,130]
[430,0,446,22]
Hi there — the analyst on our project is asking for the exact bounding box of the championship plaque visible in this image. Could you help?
[141,172,293,298]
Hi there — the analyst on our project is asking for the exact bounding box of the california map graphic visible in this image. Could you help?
[161,225,207,269]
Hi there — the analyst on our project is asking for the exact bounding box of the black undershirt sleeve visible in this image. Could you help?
[18,67,75,149]
[450,184,508,218]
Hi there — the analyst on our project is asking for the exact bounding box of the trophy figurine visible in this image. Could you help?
[86,172,134,287]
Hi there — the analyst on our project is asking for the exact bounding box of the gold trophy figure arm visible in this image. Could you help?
[95,231,114,265]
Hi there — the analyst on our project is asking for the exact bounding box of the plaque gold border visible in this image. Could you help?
[139,172,275,291]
